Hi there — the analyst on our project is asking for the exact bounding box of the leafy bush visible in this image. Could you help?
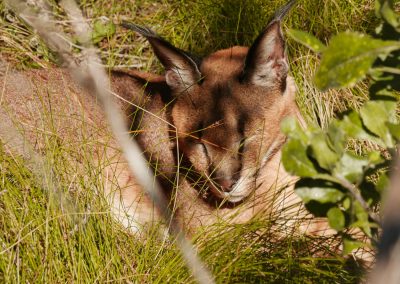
[283,0,400,253]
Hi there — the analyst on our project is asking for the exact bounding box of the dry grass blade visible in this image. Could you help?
[4,0,215,283]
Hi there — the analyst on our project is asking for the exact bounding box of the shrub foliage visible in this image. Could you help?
[283,0,400,253]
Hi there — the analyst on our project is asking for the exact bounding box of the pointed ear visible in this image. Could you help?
[121,22,201,93]
[241,20,289,87]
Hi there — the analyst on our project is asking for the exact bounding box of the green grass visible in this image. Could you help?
[0,145,365,283]
[0,0,383,282]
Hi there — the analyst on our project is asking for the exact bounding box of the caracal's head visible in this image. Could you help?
[123,2,299,203]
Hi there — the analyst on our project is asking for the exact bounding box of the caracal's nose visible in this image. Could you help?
[217,177,239,192]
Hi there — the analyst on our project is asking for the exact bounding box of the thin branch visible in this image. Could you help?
[336,177,381,226]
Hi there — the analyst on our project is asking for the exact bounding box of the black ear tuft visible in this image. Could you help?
[121,22,158,38]
[121,22,202,68]
[274,0,296,21]
[121,22,202,93]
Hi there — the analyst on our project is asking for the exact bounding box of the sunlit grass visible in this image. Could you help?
[0,144,364,282]
[0,0,379,282]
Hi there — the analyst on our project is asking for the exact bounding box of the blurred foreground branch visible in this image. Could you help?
[5,0,214,283]
[370,147,400,284]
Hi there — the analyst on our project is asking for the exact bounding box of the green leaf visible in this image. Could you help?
[367,151,384,165]
[359,100,397,147]
[376,0,400,30]
[352,201,372,237]
[92,20,116,44]
[333,153,369,183]
[296,185,345,204]
[315,32,400,90]
[327,122,346,155]
[339,111,384,146]
[376,172,390,193]
[309,132,339,170]
[387,122,400,141]
[287,29,326,53]
[282,139,317,177]
[343,237,366,255]
[342,197,351,210]
[280,117,308,142]
[327,207,345,231]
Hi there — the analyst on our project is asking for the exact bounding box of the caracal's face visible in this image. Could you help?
[126,18,298,203]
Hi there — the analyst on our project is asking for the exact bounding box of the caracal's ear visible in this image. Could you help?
[241,0,296,88]
[121,22,202,93]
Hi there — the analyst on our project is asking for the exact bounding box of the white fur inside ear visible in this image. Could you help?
[261,32,279,57]
[246,23,289,87]
[165,68,196,91]
[251,58,288,87]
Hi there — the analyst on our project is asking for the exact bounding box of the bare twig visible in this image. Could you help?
[5,1,214,283]
[336,177,381,226]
